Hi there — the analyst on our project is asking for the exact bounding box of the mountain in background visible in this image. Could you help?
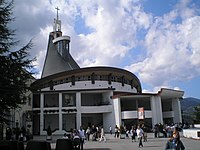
[180,97,200,124]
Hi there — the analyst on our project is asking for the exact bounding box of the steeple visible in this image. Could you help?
[41,7,80,78]
[53,7,62,38]
[56,6,59,20]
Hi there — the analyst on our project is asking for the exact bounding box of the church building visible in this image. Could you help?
[31,10,184,135]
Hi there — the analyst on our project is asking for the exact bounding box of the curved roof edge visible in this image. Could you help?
[32,66,142,93]
[53,36,70,43]
[158,88,184,98]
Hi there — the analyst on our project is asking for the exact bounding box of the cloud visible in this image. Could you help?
[69,0,152,67]
[12,0,200,95]
[13,0,152,76]
[125,0,200,92]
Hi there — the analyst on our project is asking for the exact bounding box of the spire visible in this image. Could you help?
[56,6,59,20]
[53,6,61,32]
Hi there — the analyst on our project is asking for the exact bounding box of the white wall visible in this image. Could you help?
[81,106,112,113]
[183,129,200,139]
[42,81,136,93]
[121,110,152,119]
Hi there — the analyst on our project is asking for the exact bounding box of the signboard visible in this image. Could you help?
[138,107,144,120]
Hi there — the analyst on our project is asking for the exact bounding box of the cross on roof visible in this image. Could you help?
[55,6,60,20]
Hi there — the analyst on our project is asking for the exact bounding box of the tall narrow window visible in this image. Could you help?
[91,73,95,84]
[121,76,124,86]
[71,75,75,85]
[57,41,63,56]
[108,73,112,85]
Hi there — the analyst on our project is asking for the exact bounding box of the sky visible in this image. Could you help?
[11,0,200,99]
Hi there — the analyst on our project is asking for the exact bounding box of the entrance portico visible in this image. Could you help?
[118,88,184,128]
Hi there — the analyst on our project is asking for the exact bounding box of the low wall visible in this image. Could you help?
[183,128,200,139]
[194,124,200,128]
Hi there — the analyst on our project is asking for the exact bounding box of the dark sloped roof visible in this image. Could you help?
[41,34,80,78]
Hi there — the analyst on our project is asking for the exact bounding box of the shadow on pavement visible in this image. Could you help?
[84,149,111,150]
[142,145,162,148]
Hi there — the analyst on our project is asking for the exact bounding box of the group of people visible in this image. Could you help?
[62,125,106,149]
[86,125,106,142]
[62,126,86,150]
[113,124,147,148]
[112,123,185,149]
[153,123,183,138]
[130,125,147,148]
[5,126,32,142]
[130,124,147,143]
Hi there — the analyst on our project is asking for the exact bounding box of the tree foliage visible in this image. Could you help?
[193,104,200,124]
[0,0,35,124]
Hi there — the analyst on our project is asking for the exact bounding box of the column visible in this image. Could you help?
[40,93,44,135]
[59,93,62,132]
[76,92,81,129]
[113,97,121,127]
[150,96,163,126]
[136,99,138,124]
[172,98,182,123]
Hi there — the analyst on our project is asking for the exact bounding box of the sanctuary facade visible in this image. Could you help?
[31,12,184,135]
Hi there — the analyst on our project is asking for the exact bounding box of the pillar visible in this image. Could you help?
[150,96,163,126]
[40,93,44,135]
[76,92,81,129]
[59,93,62,132]
[113,97,121,127]
[172,98,182,123]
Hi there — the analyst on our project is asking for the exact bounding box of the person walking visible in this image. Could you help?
[109,126,112,135]
[154,124,159,138]
[175,132,185,150]
[86,126,91,141]
[130,126,136,142]
[114,125,119,138]
[136,125,144,148]
[78,126,86,150]
[142,124,147,142]
[99,127,106,142]
[91,125,97,141]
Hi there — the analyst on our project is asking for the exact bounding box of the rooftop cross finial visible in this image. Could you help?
[55,6,60,20]
[53,6,61,33]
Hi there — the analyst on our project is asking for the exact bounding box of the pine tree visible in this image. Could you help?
[0,0,35,124]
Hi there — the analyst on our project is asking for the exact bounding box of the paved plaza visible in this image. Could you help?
[33,133,199,150]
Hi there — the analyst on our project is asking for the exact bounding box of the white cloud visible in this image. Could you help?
[125,0,200,92]
[175,0,196,20]
[13,0,200,96]
[67,0,152,67]
[13,0,152,76]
